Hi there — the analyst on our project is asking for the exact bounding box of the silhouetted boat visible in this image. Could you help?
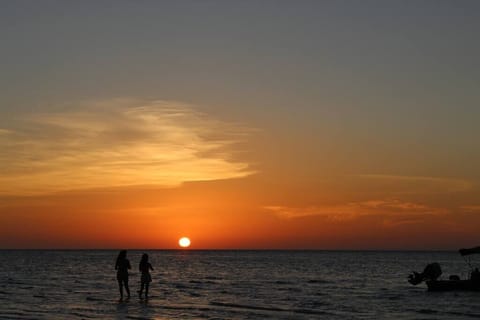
[426,279,480,291]
[409,246,480,292]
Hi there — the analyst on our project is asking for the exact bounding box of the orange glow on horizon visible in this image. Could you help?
[0,171,478,250]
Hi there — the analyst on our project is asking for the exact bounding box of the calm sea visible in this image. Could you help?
[0,250,479,319]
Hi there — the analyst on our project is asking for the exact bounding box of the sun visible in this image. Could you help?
[178,237,191,248]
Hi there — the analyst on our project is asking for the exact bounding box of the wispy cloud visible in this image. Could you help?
[0,99,255,195]
[354,174,472,194]
[264,199,447,220]
[461,205,480,212]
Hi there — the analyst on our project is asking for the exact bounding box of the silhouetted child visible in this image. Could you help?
[138,253,154,299]
[115,250,131,300]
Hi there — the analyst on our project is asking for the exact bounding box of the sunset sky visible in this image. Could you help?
[1,1,480,249]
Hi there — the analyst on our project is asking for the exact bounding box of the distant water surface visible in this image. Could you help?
[0,250,479,319]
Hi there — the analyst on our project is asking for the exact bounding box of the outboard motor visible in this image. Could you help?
[408,262,442,285]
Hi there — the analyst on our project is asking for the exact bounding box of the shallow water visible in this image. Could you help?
[0,250,479,319]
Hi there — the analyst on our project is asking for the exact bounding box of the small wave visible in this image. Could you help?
[173,283,188,289]
[70,312,95,318]
[86,296,104,302]
[0,307,52,319]
[210,301,330,316]
[189,280,202,284]
[158,304,214,313]
[277,286,302,292]
[417,309,438,314]
[293,308,332,316]
[210,301,287,312]
[445,311,480,319]
[0,311,33,319]
[307,279,330,284]
[19,286,34,290]
[189,292,201,297]
[385,293,406,301]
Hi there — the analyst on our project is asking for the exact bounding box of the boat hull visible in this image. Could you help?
[427,280,480,291]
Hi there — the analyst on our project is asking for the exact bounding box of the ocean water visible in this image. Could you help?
[0,250,479,319]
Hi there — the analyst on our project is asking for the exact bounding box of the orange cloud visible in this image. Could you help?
[461,205,480,212]
[264,199,447,220]
[0,99,255,195]
[355,174,472,194]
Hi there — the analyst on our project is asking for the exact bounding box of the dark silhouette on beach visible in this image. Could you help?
[138,253,154,299]
[115,250,131,300]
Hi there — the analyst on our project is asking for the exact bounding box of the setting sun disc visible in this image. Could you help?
[179,237,191,248]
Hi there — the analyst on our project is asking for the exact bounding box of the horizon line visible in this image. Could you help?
[0,248,461,252]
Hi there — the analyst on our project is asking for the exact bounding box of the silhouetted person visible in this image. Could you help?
[138,253,153,299]
[115,250,131,300]
[472,268,480,282]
